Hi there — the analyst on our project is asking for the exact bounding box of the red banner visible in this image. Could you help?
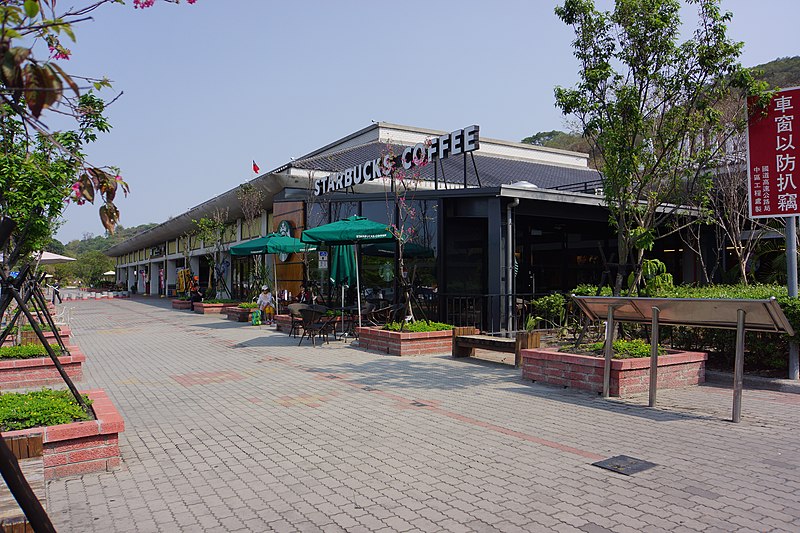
[748,87,800,218]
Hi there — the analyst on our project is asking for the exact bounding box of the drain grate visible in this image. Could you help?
[592,455,657,476]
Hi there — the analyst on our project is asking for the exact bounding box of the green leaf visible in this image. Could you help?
[24,0,39,18]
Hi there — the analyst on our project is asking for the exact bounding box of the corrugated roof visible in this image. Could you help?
[293,141,599,189]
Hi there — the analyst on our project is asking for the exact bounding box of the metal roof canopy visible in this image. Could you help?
[572,296,795,423]
[573,296,794,335]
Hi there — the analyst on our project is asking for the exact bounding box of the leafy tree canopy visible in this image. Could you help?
[554,0,767,294]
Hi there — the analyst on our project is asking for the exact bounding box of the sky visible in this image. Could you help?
[48,0,800,243]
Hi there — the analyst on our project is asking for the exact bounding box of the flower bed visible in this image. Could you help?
[521,348,707,397]
[0,345,85,390]
[193,302,239,314]
[356,326,455,356]
[171,299,191,310]
[2,389,124,479]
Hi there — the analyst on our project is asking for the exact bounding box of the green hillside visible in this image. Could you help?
[753,56,800,89]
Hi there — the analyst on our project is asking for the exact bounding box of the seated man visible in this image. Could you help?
[189,276,204,311]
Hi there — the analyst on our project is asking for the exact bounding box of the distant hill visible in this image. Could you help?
[752,56,800,89]
[63,223,158,257]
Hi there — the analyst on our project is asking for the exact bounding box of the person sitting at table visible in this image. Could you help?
[295,284,313,304]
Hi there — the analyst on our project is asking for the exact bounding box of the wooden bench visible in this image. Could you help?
[452,327,541,367]
[0,435,44,533]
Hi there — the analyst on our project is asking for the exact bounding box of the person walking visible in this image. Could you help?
[52,280,62,304]
[257,286,275,325]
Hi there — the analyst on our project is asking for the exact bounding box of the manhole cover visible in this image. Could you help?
[592,455,657,476]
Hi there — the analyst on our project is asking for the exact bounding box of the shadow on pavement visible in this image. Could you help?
[305,356,520,391]
[500,382,717,422]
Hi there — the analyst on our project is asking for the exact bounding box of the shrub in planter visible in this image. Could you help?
[383,320,453,332]
[584,339,666,359]
[0,344,61,360]
[0,389,92,431]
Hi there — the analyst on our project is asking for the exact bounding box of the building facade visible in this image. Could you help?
[107,122,694,332]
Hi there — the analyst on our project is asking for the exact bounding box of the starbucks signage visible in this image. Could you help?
[313,124,480,196]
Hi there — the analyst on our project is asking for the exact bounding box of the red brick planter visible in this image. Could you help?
[193,302,239,314]
[2,327,71,347]
[224,307,255,322]
[171,299,191,310]
[274,314,299,334]
[0,347,85,390]
[521,348,707,397]
[356,327,454,356]
[2,389,124,479]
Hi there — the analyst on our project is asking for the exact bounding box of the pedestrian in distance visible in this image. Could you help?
[51,279,62,304]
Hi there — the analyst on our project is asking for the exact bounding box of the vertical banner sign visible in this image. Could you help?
[748,87,800,218]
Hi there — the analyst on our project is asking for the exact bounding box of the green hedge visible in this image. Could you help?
[585,339,666,359]
[0,344,60,359]
[0,389,92,431]
[237,302,258,309]
[567,283,798,372]
[383,320,453,332]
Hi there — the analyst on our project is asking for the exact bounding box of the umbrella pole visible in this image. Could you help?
[355,246,362,328]
[273,254,278,314]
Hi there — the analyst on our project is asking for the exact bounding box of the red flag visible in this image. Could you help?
[252,160,260,174]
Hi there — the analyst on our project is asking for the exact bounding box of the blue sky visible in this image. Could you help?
[52,0,800,243]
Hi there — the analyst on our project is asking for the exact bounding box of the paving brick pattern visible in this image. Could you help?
[44,298,800,532]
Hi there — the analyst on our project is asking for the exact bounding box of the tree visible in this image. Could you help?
[554,0,766,294]
[237,183,269,299]
[70,250,113,287]
[0,93,116,260]
[0,0,195,233]
[521,129,602,169]
[194,208,230,298]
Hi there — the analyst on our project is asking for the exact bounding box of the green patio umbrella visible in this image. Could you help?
[265,234,317,255]
[300,215,394,246]
[330,245,357,287]
[302,216,395,327]
[230,234,316,307]
[229,234,278,256]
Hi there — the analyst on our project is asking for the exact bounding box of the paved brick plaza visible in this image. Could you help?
[45,297,800,532]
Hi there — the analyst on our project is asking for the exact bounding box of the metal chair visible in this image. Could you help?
[287,303,310,338]
[298,306,332,347]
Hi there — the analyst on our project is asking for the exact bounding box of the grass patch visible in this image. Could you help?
[237,302,258,309]
[0,389,92,431]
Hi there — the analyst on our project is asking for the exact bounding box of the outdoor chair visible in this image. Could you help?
[298,307,333,347]
[368,303,403,327]
[287,303,310,338]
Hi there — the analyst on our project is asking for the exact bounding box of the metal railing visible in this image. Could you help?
[441,293,537,334]
[551,178,604,195]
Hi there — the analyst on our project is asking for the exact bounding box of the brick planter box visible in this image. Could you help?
[193,302,238,315]
[3,327,71,347]
[356,327,454,356]
[521,348,707,397]
[171,299,191,310]
[224,307,255,322]
[2,389,124,479]
[274,314,298,334]
[0,346,85,390]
